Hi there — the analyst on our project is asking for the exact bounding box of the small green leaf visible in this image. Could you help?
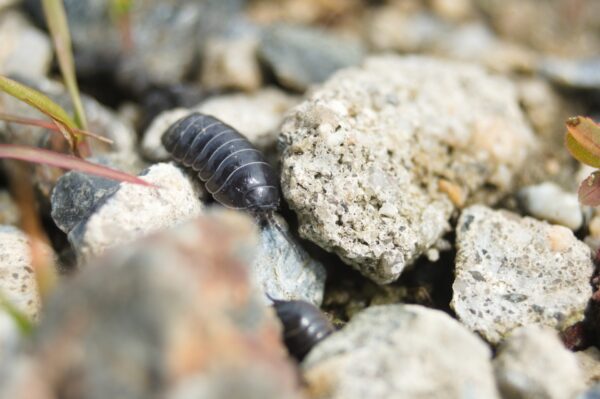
[0,144,155,187]
[579,170,600,206]
[565,132,600,168]
[42,0,88,130]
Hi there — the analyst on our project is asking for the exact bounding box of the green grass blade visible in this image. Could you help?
[0,144,155,187]
[42,0,88,130]
[0,75,77,130]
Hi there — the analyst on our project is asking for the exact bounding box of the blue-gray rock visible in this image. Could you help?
[581,384,600,399]
[253,214,325,306]
[259,24,365,91]
[50,170,120,234]
[540,57,600,90]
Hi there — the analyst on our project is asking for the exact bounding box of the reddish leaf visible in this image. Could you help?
[579,170,600,206]
[0,144,154,187]
[0,113,113,144]
[565,116,600,167]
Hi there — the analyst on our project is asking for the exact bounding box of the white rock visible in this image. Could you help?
[200,35,262,92]
[0,226,46,361]
[452,205,593,344]
[518,182,583,230]
[494,325,585,399]
[279,55,535,284]
[141,89,299,161]
[0,11,52,78]
[69,163,204,264]
[141,108,192,161]
[576,347,600,388]
[197,88,299,150]
[302,304,500,399]
[0,226,42,321]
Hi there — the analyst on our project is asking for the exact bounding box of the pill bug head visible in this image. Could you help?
[244,186,279,213]
[270,298,334,361]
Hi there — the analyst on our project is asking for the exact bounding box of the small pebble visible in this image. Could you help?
[518,182,583,230]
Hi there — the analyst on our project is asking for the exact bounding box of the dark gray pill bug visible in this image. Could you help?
[271,298,335,361]
[162,112,280,212]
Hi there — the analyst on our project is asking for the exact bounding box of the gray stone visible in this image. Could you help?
[540,57,600,91]
[494,325,585,399]
[259,24,365,91]
[50,171,120,235]
[279,55,535,284]
[253,214,325,306]
[518,182,583,230]
[59,0,245,85]
[302,304,500,399]
[452,205,594,344]
[0,10,51,78]
[141,88,299,161]
[11,212,301,399]
[69,163,204,263]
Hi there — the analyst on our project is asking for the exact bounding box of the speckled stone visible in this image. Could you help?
[279,55,535,284]
[69,163,204,263]
[302,304,500,399]
[452,205,594,344]
[494,325,585,398]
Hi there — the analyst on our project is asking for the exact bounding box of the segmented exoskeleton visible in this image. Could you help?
[162,112,279,212]
[271,298,335,361]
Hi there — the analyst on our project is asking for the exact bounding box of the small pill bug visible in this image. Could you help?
[271,298,335,361]
[162,112,280,213]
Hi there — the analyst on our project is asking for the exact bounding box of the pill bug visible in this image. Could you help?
[162,112,280,213]
[271,298,335,361]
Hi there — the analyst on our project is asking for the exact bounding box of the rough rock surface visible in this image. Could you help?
[577,347,600,388]
[69,163,204,263]
[1,212,302,399]
[0,10,51,78]
[279,55,535,284]
[518,182,583,230]
[253,214,325,305]
[494,325,585,399]
[452,205,593,344]
[141,88,299,161]
[259,24,364,91]
[302,304,499,399]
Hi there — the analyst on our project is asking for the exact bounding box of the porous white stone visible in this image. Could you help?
[279,55,535,283]
[518,182,583,230]
[494,325,585,399]
[302,304,500,399]
[452,205,594,344]
[70,163,204,264]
